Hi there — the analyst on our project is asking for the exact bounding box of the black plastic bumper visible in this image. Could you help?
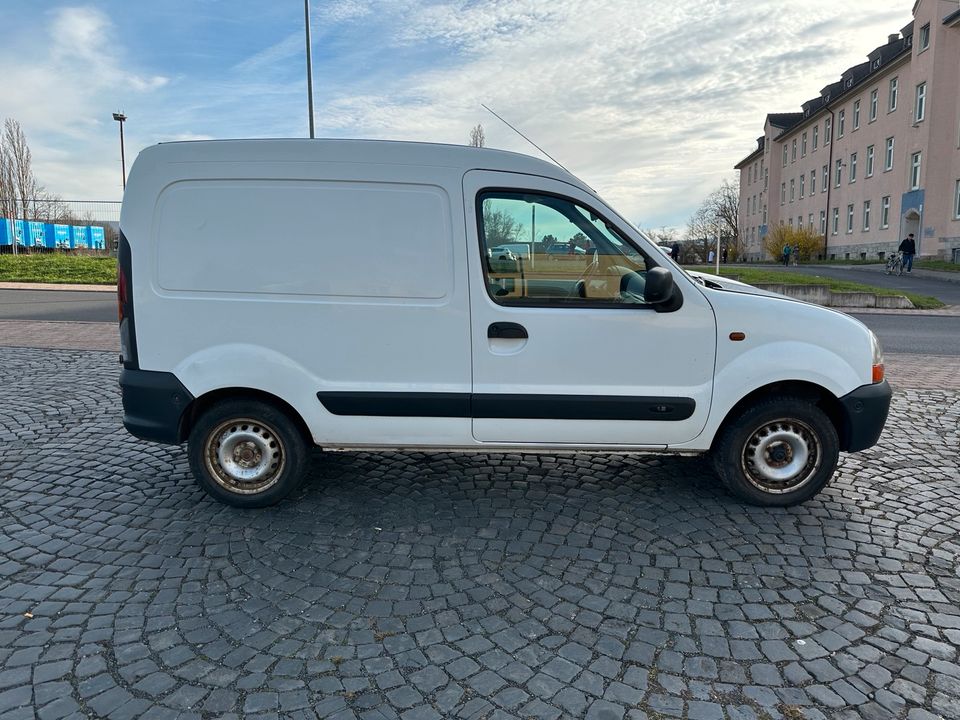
[838,380,892,452]
[119,369,194,444]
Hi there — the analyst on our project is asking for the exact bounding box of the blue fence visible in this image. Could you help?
[0,218,107,250]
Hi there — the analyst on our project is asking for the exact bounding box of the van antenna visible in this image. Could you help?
[481,104,573,176]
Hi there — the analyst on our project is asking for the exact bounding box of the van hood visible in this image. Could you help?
[687,271,786,300]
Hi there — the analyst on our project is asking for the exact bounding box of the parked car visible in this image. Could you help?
[118,139,890,508]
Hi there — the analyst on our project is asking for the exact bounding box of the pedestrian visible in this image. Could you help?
[782,243,791,267]
[898,232,917,272]
[670,242,680,261]
[721,247,728,264]
[708,249,715,264]
[792,244,800,266]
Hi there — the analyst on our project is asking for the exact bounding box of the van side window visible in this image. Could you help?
[478,192,652,306]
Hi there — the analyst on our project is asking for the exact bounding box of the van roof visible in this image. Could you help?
[136,138,588,190]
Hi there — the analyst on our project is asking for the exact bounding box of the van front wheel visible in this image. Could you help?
[188,399,308,508]
[712,397,839,507]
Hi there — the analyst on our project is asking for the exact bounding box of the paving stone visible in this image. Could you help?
[0,346,958,720]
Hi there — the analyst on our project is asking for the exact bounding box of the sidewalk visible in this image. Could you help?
[0,281,115,292]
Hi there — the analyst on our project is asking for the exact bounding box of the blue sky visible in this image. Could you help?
[0,0,918,229]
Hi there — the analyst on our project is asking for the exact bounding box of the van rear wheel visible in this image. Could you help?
[188,399,308,508]
[712,396,839,507]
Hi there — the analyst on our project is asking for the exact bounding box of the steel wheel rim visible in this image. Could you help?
[204,417,285,495]
[740,417,821,494]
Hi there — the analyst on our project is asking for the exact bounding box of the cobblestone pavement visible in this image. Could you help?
[1,347,958,720]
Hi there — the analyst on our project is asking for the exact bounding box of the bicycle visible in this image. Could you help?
[884,252,904,276]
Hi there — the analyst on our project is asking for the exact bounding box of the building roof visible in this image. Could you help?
[770,28,913,141]
[767,113,804,130]
[734,137,765,169]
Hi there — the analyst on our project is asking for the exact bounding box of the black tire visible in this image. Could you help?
[188,398,309,508]
[711,396,839,507]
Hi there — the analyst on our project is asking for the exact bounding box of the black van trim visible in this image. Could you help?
[317,392,695,421]
[120,369,194,444]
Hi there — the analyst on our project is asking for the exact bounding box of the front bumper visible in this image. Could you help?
[838,380,892,452]
[119,368,194,444]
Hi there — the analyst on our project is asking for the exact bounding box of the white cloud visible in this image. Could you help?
[0,0,917,226]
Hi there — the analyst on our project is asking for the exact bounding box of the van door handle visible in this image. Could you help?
[488,322,528,339]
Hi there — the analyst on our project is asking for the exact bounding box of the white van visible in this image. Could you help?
[118,139,890,508]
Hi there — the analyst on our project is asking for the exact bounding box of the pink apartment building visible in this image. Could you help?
[736,0,960,262]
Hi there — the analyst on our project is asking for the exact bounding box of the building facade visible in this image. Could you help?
[736,0,960,262]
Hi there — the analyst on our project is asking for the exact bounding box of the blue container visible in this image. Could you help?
[72,225,89,248]
[90,226,105,250]
[12,220,27,247]
[27,221,45,248]
[0,219,9,246]
[53,224,71,248]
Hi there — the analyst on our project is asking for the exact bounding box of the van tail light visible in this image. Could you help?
[872,364,885,384]
[118,266,128,324]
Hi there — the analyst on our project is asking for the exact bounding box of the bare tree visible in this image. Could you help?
[469,124,485,148]
[482,206,524,246]
[0,118,69,255]
[685,178,741,262]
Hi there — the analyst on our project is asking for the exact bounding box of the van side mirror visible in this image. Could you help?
[645,267,683,312]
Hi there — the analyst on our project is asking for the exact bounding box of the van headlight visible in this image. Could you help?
[871,332,885,384]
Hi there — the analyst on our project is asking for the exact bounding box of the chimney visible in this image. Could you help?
[888,33,899,43]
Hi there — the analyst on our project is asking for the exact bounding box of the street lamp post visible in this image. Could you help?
[304,0,315,138]
[112,112,127,190]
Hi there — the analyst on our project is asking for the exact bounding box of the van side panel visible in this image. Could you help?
[133,162,474,446]
[156,180,452,299]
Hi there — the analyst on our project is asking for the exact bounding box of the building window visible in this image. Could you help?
[853,100,861,130]
[808,213,814,230]
[919,23,930,50]
[800,175,805,198]
[822,164,829,191]
[790,179,795,202]
[910,152,922,189]
[885,137,895,170]
[838,110,846,137]
[820,210,826,234]
[781,183,786,204]
[881,196,891,228]
[915,83,926,123]
[813,125,819,150]
[783,145,788,167]
[788,218,793,228]
[835,159,843,187]
[849,153,857,183]
[811,170,816,195]
[763,205,767,224]
[792,139,797,162]
[846,204,854,233]
[863,200,871,231]
[955,179,960,218]
[797,215,803,228]
[889,77,899,111]
[825,118,832,143]
[801,132,807,157]
[832,207,839,235]
[869,89,878,122]
[866,145,875,177]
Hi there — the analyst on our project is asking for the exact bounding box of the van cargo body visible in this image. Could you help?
[118,139,890,507]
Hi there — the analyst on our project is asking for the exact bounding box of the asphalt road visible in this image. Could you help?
[0,288,115,322]
[759,262,960,306]
[848,313,960,356]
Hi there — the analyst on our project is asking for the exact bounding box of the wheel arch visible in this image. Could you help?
[710,380,848,452]
[179,387,313,446]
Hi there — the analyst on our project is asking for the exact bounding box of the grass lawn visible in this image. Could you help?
[0,254,117,285]
[692,266,945,310]
[914,259,960,273]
